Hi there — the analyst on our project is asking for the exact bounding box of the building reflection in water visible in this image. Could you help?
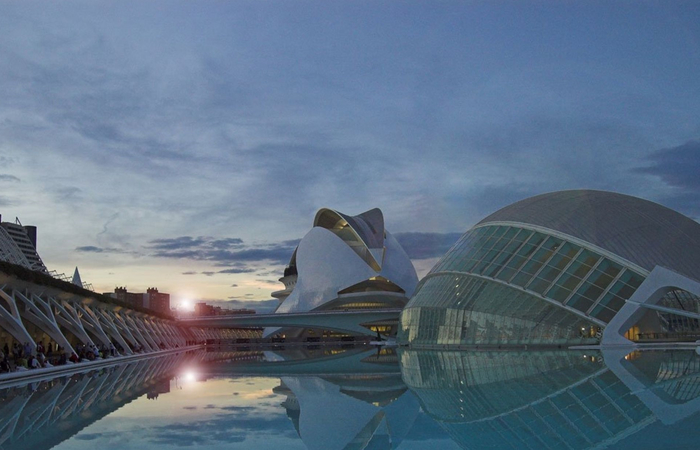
[270,348,420,450]
[399,348,700,449]
[3,346,700,450]
[0,350,202,450]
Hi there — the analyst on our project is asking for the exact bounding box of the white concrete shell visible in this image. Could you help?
[267,208,417,336]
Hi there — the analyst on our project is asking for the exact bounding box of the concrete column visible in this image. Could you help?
[12,290,74,356]
[0,286,35,354]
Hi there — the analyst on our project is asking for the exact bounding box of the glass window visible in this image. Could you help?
[590,305,617,322]
[483,238,527,278]
[547,285,572,303]
[567,293,596,312]
[595,291,626,312]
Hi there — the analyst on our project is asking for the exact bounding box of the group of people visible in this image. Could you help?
[0,341,59,372]
[69,342,120,362]
[0,340,126,373]
[0,338,182,374]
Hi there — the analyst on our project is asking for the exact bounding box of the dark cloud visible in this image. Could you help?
[231,284,238,287]
[202,271,215,276]
[75,245,104,253]
[635,140,700,218]
[147,236,297,267]
[55,186,82,202]
[148,236,209,251]
[636,140,700,190]
[394,232,463,260]
[75,245,126,254]
[0,174,20,182]
[256,271,278,277]
[210,238,244,248]
[218,267,256,274]
[182,271,197,275]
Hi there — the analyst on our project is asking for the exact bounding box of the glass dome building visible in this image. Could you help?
[398,190,700,347]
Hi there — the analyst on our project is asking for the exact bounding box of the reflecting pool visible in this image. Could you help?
[2,345,700,449]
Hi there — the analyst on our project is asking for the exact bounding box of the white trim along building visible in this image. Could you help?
[397,190,700,347]
[267,207,418,338]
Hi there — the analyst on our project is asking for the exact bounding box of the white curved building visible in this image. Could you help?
[398,190,700,347]
[267,208,418,337]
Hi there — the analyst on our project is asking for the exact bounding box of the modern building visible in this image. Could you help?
[106,286,171,316]
[268,207,418,338]
[398,190,700,347]
[0,214,48,273]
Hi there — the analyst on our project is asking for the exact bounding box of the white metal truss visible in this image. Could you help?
[0,286,35,352]
[11,290,77,356]
[0,283,191,358]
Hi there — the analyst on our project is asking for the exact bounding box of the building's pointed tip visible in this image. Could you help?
[72,266,83,287]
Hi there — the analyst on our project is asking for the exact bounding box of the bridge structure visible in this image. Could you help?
[179,308,403,337]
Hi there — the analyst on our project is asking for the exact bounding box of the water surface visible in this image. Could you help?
[2,346,700,449]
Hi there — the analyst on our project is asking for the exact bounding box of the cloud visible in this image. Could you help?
[635,140,700,218]
[394,232,463,260]
[147,236,297,267]
[218,267,256,274]
[182,271,197,275]
[75,245,105,253]
[54,186,82,202]
[148,236,209,251]
[635,140,700,190]
[0,174,20,182]
[75,245,126,254]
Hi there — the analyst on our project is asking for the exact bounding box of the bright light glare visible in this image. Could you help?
[183,371,196,382]
[181,299,192,309]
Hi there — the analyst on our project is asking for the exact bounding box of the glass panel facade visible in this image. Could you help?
[400,224,648,346]
[399,273,599,346]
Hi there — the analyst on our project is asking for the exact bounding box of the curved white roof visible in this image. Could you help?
[266,207,418,337]
[478,190,700,281]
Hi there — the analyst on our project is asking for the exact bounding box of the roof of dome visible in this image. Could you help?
[477,190,700,281]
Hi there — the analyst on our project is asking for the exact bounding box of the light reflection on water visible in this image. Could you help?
[1,346,700,449]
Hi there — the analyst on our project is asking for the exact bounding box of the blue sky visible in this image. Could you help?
[0,1,699,309]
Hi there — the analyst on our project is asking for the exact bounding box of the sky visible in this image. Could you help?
[1,1,699,311]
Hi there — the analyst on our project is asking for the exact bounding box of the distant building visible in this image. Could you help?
[194,302,215,316]
[147,287,170,316]
[106,286,171,316]
[0,214,48,273]
[194,302,256,317]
